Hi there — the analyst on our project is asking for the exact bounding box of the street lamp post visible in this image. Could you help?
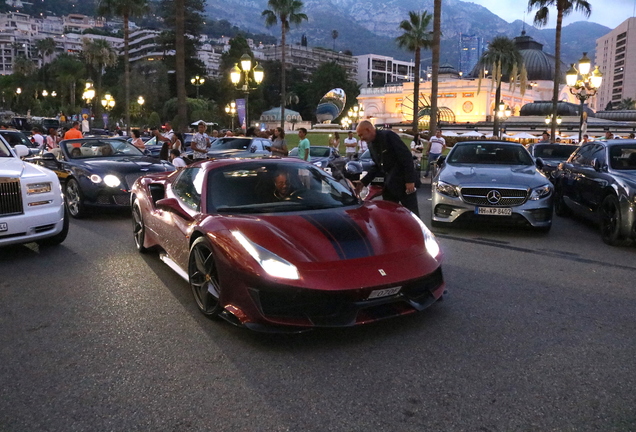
[566,52,603,143]
[82,79,96,130]
[190,75,205,99]
[347,105,364,129]
[544,115,563,138]
[230,54,264,131]
[224,101,236,130]
[496,102,512,138]
[101,93,116,111]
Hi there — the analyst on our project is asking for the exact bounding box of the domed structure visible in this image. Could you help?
[514,31,565,82]
[439,63,461,78]
[469,31,566,82]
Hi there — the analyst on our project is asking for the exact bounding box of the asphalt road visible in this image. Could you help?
[1,187,635,432]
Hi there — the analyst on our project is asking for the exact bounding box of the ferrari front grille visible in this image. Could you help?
[0,177,24,216]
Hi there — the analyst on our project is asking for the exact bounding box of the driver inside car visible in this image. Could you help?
[273,170,293,200]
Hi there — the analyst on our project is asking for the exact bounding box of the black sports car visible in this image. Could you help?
[554,139,636,246]
[526,143,578,182]
[33,137,174,218]
[288,146,347,179]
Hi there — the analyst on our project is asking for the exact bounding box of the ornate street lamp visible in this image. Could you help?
[230,54,264,130]
[42,90,48,97]
[566,52,603,143]
[347,105,365,129]
[82,79,95,105]
[496,102,512,138]
[224,101,236,130]
[137,96,145,106]
[101,93,115,110]
[16,87,22,95]
[190,75,205,99]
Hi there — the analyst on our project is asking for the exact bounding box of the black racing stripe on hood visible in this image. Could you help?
[302,212,374,260]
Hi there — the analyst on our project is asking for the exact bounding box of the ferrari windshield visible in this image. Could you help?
[532,144,577,159]
[62,139,144,159]
[609,145,636,170]
[207,161,359,213]
[448,143,534,165]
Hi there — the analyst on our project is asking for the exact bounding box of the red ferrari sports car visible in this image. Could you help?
[131,158,445,331]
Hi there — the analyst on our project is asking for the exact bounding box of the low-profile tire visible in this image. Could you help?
[38,207,69,247]
[132,199,149,253]
[553,184,571,217]
[188,237,223,318]
[599,194,632,246]
[65,178,87,218]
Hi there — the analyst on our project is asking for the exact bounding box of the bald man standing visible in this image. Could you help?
[355,120,420,217]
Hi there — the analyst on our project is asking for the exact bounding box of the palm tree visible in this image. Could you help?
[12,55,36,76]
[35,38,57,66]
[262,0,308,130]
[529,0,592,142]
[618,97,635,110]
[51,54,86,109]
[97,0,149,134]
[82,38,118,113]
[429,0,442,135]
[174,0,187,131]
[396,10,433,137]
[477,36,527,136]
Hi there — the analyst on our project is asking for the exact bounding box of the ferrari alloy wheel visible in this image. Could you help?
[553,183,570,217]
[599,194,631,246]
[188,237,222,318]
[132,199,148,253]
[65,178,86,218]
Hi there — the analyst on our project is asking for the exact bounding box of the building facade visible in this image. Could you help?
[355,54,415,88]
[594,17,636,110]
[260,44,357,80]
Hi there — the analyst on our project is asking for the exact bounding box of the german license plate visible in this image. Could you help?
[368,286,401,299]
[476,207,512,216]
[0,222,7,232]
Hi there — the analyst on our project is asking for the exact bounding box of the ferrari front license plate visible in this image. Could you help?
[368,286,401,299]
[0,222,7,232]
[476,207,512,216]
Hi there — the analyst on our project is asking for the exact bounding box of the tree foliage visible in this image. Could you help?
[396,10,433,135]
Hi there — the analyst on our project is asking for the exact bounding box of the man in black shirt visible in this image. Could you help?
[355,120,420,217]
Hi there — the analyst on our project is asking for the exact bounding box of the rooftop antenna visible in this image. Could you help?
[522,10,526,35]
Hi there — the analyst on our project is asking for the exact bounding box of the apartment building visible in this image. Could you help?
[355,54,415,88]
[595,17,636,110]
[261,44,357,80]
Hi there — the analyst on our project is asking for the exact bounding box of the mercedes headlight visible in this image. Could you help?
[410,213,441,260]
[530,184,551,200]
[231,231,299,280]
[103,174,121,187]
[435,181,459,198]
[26,182,52,194]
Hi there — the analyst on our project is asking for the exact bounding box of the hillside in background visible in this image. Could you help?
[1,0,611,69]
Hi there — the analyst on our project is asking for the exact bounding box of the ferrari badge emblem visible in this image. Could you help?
[378,269,386,276]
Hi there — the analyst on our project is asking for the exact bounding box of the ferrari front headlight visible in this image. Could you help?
[410,213,441,260]
[231,231,299,280]
[26,182,52,195]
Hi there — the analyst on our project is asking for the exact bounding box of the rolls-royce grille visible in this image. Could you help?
[0,177,24,216]
[460,187,528,206]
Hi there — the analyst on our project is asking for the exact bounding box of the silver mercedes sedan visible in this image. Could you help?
[431,141,554,231]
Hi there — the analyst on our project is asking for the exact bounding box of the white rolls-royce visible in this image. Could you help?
[0,138,68,247]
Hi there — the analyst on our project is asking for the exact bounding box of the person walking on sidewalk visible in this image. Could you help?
[424,129,446,178]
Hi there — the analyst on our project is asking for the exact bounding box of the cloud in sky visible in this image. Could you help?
[467,0,634,29]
